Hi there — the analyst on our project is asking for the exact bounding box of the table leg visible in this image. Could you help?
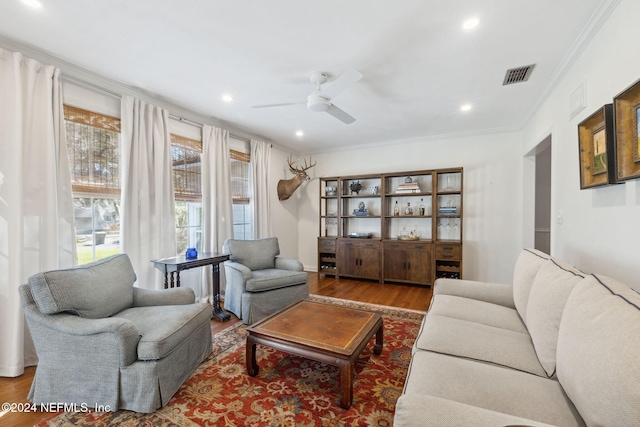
[163,271,169,289]
[338,358,353,409]
[211,263,230,321]
[170,272,175,288]
[246,335,259,376]
[373,321,384,355]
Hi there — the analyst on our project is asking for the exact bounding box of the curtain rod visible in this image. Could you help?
[62,74,122,99]
[62,74,252,143]
[168,114,250,143]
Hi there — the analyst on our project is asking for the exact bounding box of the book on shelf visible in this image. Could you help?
[396,183,420,193]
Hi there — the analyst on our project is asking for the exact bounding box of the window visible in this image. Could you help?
[171,134,202,254]
[64,105,121,265]
[230,150,253,240]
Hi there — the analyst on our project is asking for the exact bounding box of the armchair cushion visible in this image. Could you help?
[246,269,309,292]
[226,237,279,270]
[115,303,213,360]
[28,254,136,318]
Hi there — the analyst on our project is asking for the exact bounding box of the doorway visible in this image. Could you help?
[534,136,552,254]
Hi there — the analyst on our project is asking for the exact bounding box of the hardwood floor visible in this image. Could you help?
[0,273,431,426]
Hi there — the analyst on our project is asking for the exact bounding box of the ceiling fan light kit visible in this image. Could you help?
[252,69,363,124]
[307,92,331,112]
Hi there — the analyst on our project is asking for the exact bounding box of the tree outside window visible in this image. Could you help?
[231,150,252,239]
[171,134,202,254]
[64,105,121,265]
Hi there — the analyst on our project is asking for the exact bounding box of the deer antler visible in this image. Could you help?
[287,156,317,173]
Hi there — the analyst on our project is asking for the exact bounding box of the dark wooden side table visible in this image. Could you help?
[152,252,230,321]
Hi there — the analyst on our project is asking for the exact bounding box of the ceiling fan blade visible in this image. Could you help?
[251,102,302,109]
[326,104,356,124]
[319,69,363,100]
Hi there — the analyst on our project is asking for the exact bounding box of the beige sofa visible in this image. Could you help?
[394,248,640,427]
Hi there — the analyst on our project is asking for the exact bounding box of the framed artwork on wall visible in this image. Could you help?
[577,104,616,189]
[613,78,640,182]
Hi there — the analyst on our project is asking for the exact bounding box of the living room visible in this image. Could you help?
[1,0,639,425]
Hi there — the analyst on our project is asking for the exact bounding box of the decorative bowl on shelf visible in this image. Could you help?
[325,186,337,196]
[398,235,420,241]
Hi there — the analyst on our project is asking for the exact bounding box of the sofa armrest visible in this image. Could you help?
[394,394,556,427]
[133,287,195,306]
[23,305,140,367]
[434,278,515,309]
[275,257,304,271]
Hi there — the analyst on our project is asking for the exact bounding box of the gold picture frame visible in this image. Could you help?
[614,78,640,181]
[577,104,616,189]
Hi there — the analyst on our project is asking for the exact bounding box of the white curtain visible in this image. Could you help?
[0,49,76,376]
[120,95,176,290]
[200,125,233,301]
[250,139,272,238]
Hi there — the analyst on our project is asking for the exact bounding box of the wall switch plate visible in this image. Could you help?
[556,210,563,225]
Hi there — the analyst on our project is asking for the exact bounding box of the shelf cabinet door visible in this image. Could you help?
[383,244,407,281]
[338,240,380,280]
[405,244,431,284]
[383,242,431,286]
[338,241,360,276]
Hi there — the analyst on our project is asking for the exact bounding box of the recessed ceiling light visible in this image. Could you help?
[22,0,43,7]
[462,18,479,30]
[460,104,472,112]
[221,94,233,103]
[295,131,304,137]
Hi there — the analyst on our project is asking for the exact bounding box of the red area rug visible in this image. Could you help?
[37,296,424,426]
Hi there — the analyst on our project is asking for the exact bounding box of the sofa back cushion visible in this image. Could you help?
[526,259,586,377]
[512,248,550,323]
[556,274,640,427]
[28,254,136,318]
[225,237,280,271]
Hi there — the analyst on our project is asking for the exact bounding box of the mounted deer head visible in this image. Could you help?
[277,156,317,200]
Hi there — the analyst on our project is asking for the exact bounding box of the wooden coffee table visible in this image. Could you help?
[245,299,383,409]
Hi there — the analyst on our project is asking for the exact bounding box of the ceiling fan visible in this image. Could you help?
[252,69,363,124]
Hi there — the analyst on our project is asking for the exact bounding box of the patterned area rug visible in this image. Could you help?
[37,296,424,426]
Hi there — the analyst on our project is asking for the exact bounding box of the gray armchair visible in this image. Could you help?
[223,237,309,324]
[19,254,212,413]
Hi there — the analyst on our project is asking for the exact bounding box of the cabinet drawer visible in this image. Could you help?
[340,239,380,249]
[319,239,336,253]
[384,242,429,251]
[435,244,461,260]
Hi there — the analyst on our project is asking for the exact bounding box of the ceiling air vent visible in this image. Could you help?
[503,64,535,85]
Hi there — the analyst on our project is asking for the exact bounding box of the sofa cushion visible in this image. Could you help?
[115,302,212,360]
[403,351,584,427]
[512,248,550,324]
[226,237,279,271]
[556,274,640,427]
[429,294,528,333]
[246,269,308,292]
[395,394,559,427]
[414,313,547,377]
[28,254,136,318]
[434,278,516,309]
[526,259,586,378]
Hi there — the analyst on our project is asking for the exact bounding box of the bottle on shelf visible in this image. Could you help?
[394,201,400,216]
[405,202,413,215]
[419,198,425,216]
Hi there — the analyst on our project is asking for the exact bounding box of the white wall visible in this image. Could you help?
[295,131,524,284]
[522,0,640,288]
[269,146,301,259]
